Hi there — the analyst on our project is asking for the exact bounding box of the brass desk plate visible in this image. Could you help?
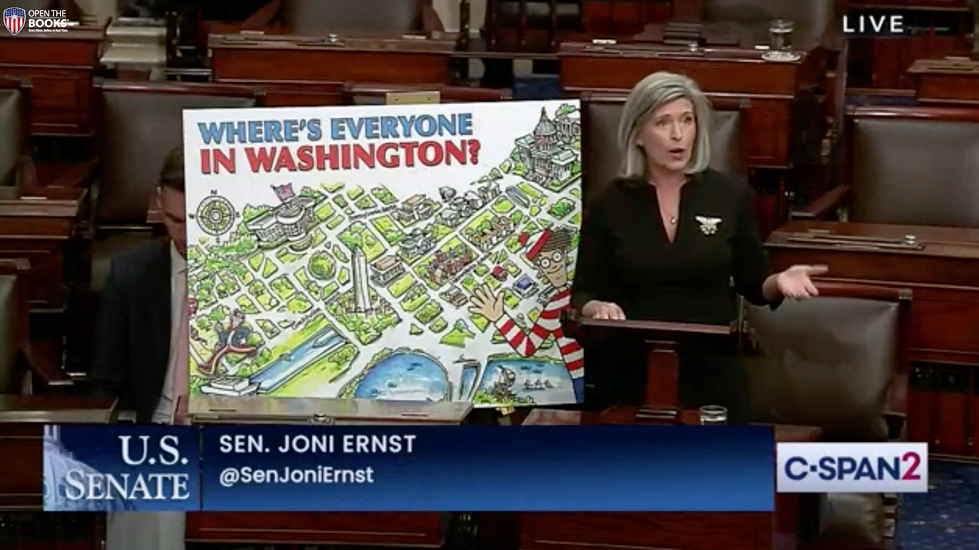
[386,91,440,105]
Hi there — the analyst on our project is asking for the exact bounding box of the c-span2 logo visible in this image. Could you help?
[3,7,26,35]
[777,443,928,493]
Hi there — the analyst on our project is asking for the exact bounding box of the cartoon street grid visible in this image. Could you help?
[184,104,583,407]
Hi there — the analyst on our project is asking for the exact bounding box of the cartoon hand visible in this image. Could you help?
[468,285,505,323]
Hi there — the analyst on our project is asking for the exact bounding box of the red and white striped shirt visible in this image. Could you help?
[493,287,584,379]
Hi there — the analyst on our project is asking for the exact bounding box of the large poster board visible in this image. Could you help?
[182,100,583,407]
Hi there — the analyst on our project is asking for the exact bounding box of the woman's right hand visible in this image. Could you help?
[581,300,626,320]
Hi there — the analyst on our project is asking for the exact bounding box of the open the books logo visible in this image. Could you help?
[3,7,25,34]
[3,6,73,34]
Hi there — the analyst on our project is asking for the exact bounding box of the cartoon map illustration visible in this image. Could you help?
[183,101,583,407]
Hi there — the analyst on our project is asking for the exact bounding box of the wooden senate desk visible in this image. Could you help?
[560,40,825,170]
[0,395,117,510]
[767,221,979,453]
[182,395,472,546]
[209,33,457,106]
[0,26,105,136]
[0,186,88,313]
[768,221,979,370]
[519,407,822,550]
[909,58,979,105]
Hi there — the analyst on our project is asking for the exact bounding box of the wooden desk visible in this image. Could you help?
[766,220,979,455]
[518,407,821,550]
[0,186,88,312]
[0,27,105,136]
[560,41,825,169]
[0,395,117,510]
[209,33,457,106]
[909,58,979,104]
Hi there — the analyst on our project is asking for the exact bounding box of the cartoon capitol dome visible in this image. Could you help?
[532,107,558,147]
[43,426,134,512]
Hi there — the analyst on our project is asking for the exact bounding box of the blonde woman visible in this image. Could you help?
[572,72,826,421]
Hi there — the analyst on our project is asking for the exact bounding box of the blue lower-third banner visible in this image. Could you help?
[44,424,774,512]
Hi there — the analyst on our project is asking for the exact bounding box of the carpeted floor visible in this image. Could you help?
[900,459,979,548]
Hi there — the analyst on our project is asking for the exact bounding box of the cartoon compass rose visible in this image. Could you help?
[191,191,238,237]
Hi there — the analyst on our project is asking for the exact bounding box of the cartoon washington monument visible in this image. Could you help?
[468,227,584,402]
[350,245,370,313]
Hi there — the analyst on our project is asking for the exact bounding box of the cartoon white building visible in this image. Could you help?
[245,195,317,249]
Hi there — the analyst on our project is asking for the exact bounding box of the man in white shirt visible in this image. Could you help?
[91,147,189,549]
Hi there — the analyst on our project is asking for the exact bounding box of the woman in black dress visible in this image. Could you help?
[572,72,826,423]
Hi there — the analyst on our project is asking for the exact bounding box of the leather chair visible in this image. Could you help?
[243,0,443,35]
[0,77,30,190]
[745,282,911,548]
[484,0,584,50]
[701,0,836,50]
[579,92,746,209]
[0,259,56,395]
[89,81,262,292]
[69,81,262,375]
[795,106,979,226]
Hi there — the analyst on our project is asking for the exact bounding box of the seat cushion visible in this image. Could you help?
[746,297,900,441]
[284,0,422,34]
[851,117,979,227]
[98,91,256,226]
[0,275,19,393]
[818,493,885,547]
[0,88,24,188]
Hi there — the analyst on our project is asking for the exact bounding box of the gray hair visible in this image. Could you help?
[617,72,712,178]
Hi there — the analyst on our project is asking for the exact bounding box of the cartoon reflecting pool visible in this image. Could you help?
[345,351,449,401]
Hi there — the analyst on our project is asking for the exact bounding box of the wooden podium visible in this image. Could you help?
[181,395,472,547]
[561,310,739,407]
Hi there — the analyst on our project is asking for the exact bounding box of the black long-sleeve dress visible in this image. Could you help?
[572,168,781,422]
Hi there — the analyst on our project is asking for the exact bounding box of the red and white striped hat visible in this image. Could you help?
[518,229,552,261]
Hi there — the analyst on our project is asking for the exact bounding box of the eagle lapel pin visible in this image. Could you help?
[695,216,721,236]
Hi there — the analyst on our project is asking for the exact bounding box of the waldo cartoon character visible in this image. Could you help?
[468,227,585,402]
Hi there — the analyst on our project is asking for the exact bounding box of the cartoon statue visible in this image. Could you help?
[468,227,585,402]
[200,309,257,376]
[491,366,518,402]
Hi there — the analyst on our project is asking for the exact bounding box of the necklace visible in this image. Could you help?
[649,179,681,226]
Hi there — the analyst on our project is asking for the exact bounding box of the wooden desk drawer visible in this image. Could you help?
[0,427,43,510]
[186,512,444,546]
[520,512,771,550]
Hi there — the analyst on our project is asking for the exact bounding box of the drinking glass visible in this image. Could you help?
[769,19,793,52]
[699,405,728,425]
